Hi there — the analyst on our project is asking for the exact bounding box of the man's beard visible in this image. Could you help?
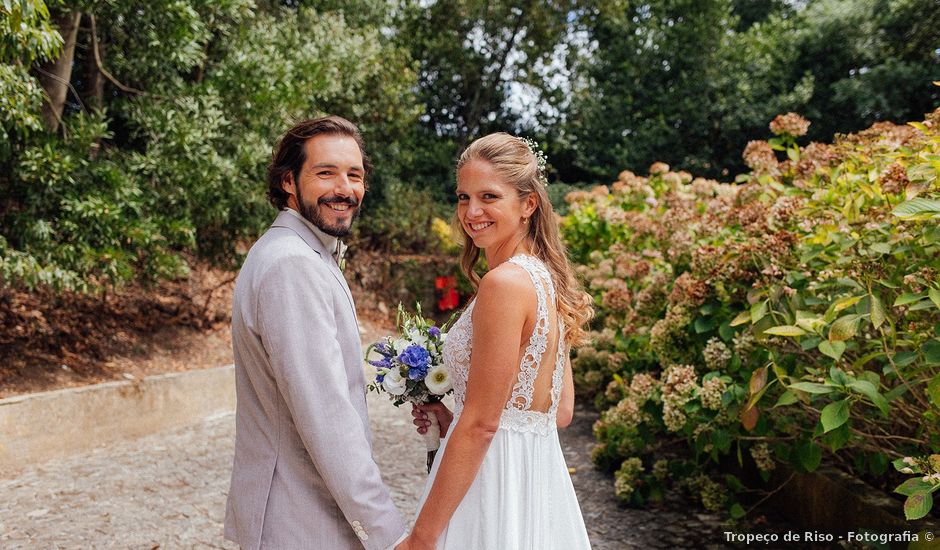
[297,188,360,238]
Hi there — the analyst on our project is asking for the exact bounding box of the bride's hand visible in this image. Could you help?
[412,402,454,437]
[395,530,436,550]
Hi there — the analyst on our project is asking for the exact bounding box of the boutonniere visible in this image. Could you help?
[340,258,347,272]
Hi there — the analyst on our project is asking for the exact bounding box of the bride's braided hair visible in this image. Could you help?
[454,132,594,348]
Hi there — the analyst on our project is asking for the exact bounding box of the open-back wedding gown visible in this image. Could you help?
[414,254,592,549]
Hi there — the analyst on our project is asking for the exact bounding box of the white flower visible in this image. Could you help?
[392,338,410,354]
[425,365,452,395]
[407,329,428,346]
[382,368,407,395]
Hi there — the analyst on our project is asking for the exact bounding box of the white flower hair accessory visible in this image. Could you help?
[520,137,549,187]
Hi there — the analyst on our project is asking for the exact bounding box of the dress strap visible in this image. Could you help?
[548,321,566,417]
[506,255,555,411]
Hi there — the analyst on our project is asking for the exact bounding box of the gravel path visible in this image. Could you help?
[0,313,744,550]
[0,396,740,549]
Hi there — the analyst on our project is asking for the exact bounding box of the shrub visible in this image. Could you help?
[564,106,940,519]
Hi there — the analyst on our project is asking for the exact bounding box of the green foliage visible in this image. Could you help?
[565,0,940,181]
[1,1,419,290]
[353,181,450,254]
[0,0,61,150]
[2,112,191,290]
[893,456,940,520]
[394,0,575,194]
[0,0,62,63]
[565,107,940,519]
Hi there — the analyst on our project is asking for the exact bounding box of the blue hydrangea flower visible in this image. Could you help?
[374,341,394,357]
[399,345,430,380]
[428,326,441,338]
[369,357,391,382]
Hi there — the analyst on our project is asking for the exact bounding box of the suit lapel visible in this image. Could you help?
[270,211,358,318]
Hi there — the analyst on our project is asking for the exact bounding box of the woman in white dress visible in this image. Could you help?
[397,133,595,550]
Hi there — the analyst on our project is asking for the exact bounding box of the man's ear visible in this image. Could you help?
[281,172,295,194]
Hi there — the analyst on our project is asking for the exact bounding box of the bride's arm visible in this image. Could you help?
[556,355,575,428]
[405,267,534,549]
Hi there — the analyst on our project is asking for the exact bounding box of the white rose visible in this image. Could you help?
[424,365,452,395]
[382,368,407,395]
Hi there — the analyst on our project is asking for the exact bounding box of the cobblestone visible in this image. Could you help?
[0,391,741,549]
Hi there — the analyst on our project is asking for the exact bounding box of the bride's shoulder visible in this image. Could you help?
[475,262,536,308]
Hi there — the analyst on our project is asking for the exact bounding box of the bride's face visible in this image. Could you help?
[455,159,533,251]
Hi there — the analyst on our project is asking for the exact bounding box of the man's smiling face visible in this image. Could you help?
[283,134,366,237]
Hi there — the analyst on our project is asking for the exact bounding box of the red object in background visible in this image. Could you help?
[436,276,459,311]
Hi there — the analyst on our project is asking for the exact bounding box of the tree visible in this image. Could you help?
[564,0,940,180]
[395,0,578,194]
[1,1,419,291]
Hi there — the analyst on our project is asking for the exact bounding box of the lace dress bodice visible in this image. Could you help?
[442,255,566,436]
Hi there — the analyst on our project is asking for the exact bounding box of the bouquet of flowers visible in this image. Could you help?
[367,304,454,471]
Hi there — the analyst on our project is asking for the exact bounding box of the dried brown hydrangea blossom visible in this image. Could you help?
[769,112,811,137]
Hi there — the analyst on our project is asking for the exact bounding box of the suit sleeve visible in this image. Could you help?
[256,254,406,550]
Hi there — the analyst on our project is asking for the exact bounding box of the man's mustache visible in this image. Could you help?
[318,196,359,207]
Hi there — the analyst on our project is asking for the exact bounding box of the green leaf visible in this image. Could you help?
[795,440,822,472]
[712,429,732,453]
[894,293,926,307]
[773,390,798,408]
[869,242,892,254]
[833,295,863,312]
[729,503,746,519]
[847,380,889,416]
[829,314,859,342]
[930,288,940,309]
[801,336,822,350]
[869,293,887,330]
[829,366,850,386]
[730,310,751,327]
[823,422,851,452]
[820,399,851,433]
[895,478,935,496]
[789,382,834,394]
[747,378,776,410]
[924,340,940,365]
[892,351,918,367]
[694,316,718,333]
[750,300,768,324]
[928,375,940,408]
[818,340,846,360]
[892,198,940,218]
[903,492,933,521]
[718,321,734,341]
[893,458,923,474]
[764,325,806,337]
[869,453,888,476]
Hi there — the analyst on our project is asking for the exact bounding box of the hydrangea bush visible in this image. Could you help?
[563,106,940,520]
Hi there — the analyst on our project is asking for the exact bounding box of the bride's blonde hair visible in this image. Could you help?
[454,132,594,348]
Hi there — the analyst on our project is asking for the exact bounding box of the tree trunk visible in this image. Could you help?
[36,11,82,133]
[84,20,105,113]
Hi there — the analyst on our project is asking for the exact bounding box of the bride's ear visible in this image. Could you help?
[522,193,538,219]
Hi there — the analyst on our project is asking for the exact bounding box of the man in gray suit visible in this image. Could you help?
[225,116,407,549]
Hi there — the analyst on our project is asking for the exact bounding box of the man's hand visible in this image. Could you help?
[411,402,454,437]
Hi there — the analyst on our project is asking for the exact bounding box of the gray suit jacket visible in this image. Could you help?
[224,210,405,549]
